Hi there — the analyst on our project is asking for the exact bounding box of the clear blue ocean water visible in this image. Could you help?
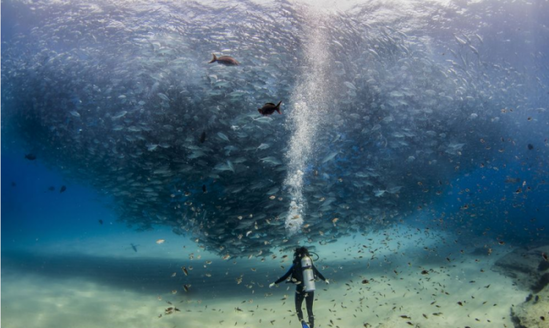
[2,0,549,327]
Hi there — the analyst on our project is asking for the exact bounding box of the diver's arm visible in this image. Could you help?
[313,265,327,282]
[274,264,294,285]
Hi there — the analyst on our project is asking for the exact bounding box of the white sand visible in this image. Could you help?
[1,224,528,328]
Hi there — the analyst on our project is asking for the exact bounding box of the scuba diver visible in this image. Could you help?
[269,246,329,328]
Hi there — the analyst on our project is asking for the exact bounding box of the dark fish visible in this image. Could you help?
[258,101,282,116]
[98,219,103,225]
[48,186,55,191]
[11,181,16,187]
[25,153,37,160]
[208,54,239,66]
[60,185,67,193]
[202,185,207,193]
[130,243,138,252]
[528,143,534,150]
[200,131,206,143]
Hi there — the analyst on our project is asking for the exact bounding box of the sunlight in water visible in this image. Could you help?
[284,9,330,236]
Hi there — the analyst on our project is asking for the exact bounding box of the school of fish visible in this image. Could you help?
[2,0,548,257]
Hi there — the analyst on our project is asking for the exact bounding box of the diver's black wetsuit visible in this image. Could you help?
[274,260,326,328]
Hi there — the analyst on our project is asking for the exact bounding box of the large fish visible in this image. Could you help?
[258,101,282,116]
[208,54,239,66]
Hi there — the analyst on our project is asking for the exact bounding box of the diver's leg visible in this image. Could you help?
[295,290,305,323]
[305,291,315,328]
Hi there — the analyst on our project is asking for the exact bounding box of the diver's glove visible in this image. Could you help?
[325,279,330,284]
[269,283,276,288]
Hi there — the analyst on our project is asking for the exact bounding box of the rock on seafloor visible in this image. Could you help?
[510,284,549,328]
[493,246,549,291]
[493,246,549,328]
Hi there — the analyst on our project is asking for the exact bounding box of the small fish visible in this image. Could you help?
[182,266,188,276]
[504,177,521,184]
[528,143,534,150]
[24,153,37,160]
[183,284,190,292]
[322,151,339,164]
[156,239,165,244]
[98,219,104,225]
[59,185,67,193]
[202,185,207,193]
[130,243,138,252]
[209,54,239,66]
[200,131,206,143]
[257,143,271,150]
[542,253,548,261]
[258,101,282,116]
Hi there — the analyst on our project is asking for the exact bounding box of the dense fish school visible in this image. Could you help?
[2,0,548,257]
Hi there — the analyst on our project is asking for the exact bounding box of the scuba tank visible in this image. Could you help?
[301,255,316,292]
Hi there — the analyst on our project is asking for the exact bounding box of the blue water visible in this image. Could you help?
[2,0,549,327]
[2,146,119,247]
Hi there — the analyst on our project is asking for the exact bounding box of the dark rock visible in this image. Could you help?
[532,273,549,294]
[493,246,549,291]
[498,246,549,328]
[510,284,549,328]
[539,261,549,272]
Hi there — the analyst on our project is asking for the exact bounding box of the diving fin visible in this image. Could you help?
[301,321,310,328]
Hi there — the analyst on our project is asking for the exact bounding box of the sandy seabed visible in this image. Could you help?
[1,225,528,328]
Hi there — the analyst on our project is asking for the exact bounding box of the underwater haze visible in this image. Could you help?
[2,0,549,327]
